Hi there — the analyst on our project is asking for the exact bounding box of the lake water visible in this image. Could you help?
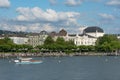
[0,56,120,80]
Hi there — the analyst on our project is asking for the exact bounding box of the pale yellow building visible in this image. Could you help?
[28,31,48,47]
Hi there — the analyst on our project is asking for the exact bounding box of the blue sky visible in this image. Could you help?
[0,0,120,34]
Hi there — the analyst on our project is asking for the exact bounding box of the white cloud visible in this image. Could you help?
[16,7,80,24]
[28,23,55,32]
[0,23,27,32]
[15,25,27,31]
[42,24,55,32]
[0,22,55,32]
[49,0,57,5]
[0,7,81,33]
[106,27,120,34]
[0,0,10,8]
[65,0,82,6]
[98,13,115,20]
[106,0,120,7]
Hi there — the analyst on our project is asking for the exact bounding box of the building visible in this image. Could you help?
[58,29,67,36]
[84,26,104,38]
[74,34,97,46]
[0,26,105,46]
[28,31,48,47]
[49,29,67,41]
[0,34,28,45]
[110,34,120,40]
[9,37,28,44]
[63,26,104,46]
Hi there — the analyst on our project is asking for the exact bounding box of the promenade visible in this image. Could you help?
[0,52,119,58]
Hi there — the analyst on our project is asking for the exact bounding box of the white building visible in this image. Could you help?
[117,35,120,39]
[9,37,28,44]
[84,26,104,38]
[64,26,104,46]
[74,34,97,46]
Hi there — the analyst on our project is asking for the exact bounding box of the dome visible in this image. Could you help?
[40,30,48,35]
[84,26,104,33]
[59,29,67,36]
[49,31,57,37]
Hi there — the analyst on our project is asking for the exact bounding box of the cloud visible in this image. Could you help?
[16,7,80,24]
[98,13,115,20]
[65,0,82,6]
[49,0,57,5]
[0,0,10,8]
[106,0,120,8]
[90,0,101,2]
[85,0,102,2]
[106,27,120,34]
[0,7,80,33]
[0,23,28,32]
[0,22,55,32]
[97,13,120,33]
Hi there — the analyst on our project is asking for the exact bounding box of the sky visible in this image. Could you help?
[0,0,120,34]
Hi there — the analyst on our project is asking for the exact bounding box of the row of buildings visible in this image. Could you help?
[1,26,118,47]
[28,26,105,47]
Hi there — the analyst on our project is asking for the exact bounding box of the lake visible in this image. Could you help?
[0,56,120,80]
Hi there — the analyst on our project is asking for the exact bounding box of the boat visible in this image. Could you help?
[14,57,43,64]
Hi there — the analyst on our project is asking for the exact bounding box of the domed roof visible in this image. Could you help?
[40,30,48,35]
[49,31,57,37]
[84,26,104,33]
[59,29,67,36]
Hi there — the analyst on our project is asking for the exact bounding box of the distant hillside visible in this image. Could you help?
[0,30,29,37]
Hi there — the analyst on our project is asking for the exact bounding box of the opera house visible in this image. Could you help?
[60,26,104,46]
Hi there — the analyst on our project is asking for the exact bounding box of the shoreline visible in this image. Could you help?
[0,52,119,58]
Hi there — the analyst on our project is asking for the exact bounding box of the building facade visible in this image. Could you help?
[9,37,28,45]
[28,31,48,47]
[74,34,97,46]
[0,26,104,47]
[62,26,104,46]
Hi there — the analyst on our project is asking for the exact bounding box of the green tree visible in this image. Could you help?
[0,37,14,45]
[96,34,119,46]
[44,36,54,45]
[96,34,120,52]
[4,37,14,45]
[56,37,65,45]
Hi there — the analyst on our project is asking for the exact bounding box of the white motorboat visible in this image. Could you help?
[14,57,43,64]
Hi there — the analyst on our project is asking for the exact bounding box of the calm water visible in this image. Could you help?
[0,56,120,80]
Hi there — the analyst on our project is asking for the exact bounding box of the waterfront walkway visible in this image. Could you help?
[0,52,119,58]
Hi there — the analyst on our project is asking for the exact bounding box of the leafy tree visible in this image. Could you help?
[0,37,14,45]
[96,34,119,46]
[44,36,54,45]
[96,34,120,52]
[4,37,14,45]
[56,37,65,45]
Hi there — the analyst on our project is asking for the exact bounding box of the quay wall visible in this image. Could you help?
[0,52,118,58]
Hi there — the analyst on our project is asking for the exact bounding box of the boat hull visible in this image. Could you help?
[15,61,42,64]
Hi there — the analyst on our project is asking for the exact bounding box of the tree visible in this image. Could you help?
[96,34,120,52]
[44,36,54,45]
[56,37,65,45]
[0,37,14,45]
[4,37,14,45]
[96,34,119,46]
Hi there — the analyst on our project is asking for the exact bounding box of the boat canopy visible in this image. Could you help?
[19,58,32,60]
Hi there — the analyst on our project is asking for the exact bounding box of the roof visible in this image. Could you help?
[49,31,57,37]
[68,34,76,37]
[79,34,96,38]
[84,26,104,33]
[40,30,48,35]
[58,29,67,36]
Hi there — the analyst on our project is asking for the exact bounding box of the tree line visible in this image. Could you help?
[0,37,32,52]
[0,34,120,54]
